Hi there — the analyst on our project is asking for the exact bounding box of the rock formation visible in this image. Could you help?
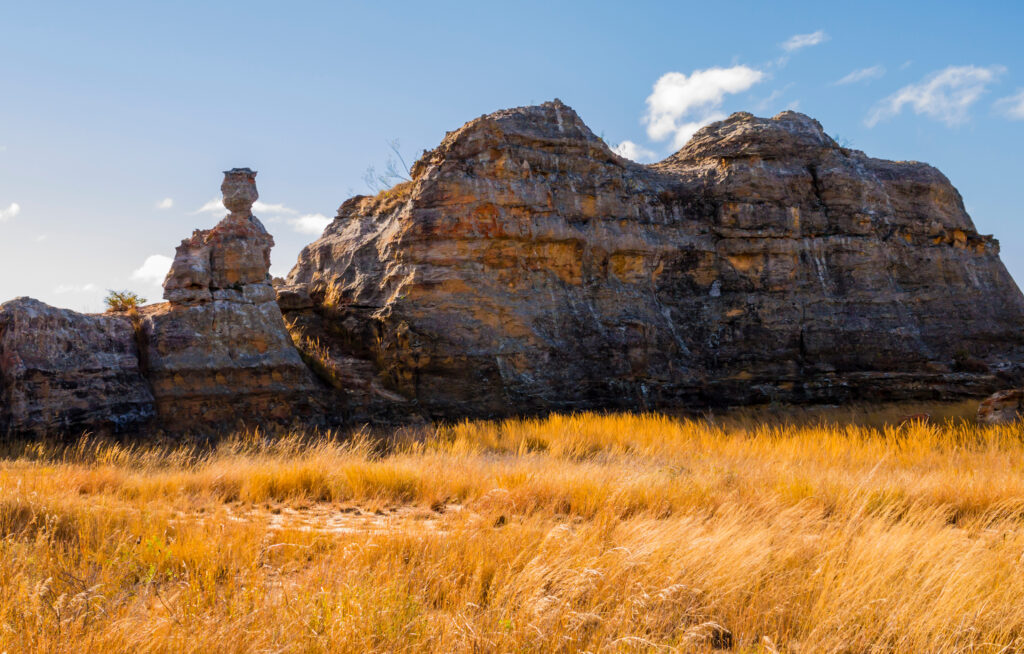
[0,169,323,437]
[140,168,322,430]
[0,297,154,436]
[284,101,1024,418]
[4,102,1024,437]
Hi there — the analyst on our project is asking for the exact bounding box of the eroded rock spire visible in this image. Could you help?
[163,168,274,305]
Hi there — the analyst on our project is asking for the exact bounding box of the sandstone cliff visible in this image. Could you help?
[0,297,154,436]
[0,169,323,437]
[3,103,1023,436]
[141,168,323,431]
[284,101,1024,417]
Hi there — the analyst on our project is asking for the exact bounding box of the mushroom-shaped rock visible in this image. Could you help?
[163,168,274,306]
[141,169,325,431]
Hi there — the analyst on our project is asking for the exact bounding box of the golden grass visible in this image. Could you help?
[2,402,1024,652]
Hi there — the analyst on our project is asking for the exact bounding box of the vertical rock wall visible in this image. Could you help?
[284,102,1024,417]
[140,169,323,431]
[0,297,155,436]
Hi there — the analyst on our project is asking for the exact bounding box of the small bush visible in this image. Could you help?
[104,290,146,313]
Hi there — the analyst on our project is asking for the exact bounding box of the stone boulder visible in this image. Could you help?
[0,297,155,436]
[283,101,1024,418]
[978,389,1024,425]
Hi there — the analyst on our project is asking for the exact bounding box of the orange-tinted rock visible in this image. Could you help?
[140,300,321,431]
[164,168,275,305]
[144,168,323,431]
[0,297,155,436]
[285,101,1024,417]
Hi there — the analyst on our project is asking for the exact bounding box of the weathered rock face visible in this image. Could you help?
[143,168,322,430]
[0,297,155,436]
[164,168,276,305]
[285,101,1024,417]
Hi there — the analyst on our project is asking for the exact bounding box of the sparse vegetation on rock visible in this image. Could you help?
[103,289,146,313]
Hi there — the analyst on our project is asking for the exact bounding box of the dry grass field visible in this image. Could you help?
[2,402,1024,652]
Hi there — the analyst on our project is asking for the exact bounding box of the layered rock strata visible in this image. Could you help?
[0,297,155,436]
[1,169,323,437]
[285,101,1024,417]
[141,168,322,430]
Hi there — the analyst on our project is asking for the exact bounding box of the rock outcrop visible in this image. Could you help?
[1,169,325,437]
[0,297,155,436]
[141,169,322,430]
[4,102,1024,437]
[284,101,1024,418]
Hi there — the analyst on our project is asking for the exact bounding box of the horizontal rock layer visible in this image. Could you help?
[0,297,155,436]
[286,101,1024,417]
[1,168,324,437]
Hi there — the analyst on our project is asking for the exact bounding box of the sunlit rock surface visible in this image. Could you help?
[142,168,322,430]
[285,101,1024,417]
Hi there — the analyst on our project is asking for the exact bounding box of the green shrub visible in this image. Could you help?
[104,290,146,313]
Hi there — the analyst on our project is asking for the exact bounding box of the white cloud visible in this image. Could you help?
[612,140,657,162]
[194,198,298,216]
[781,30,828,52]
[867,65,1006,127]
[834,65,886,86]
[255,201,298,215]
[35,234,47,242]
[0,202,20,222]
[55,283,98,294]
[156,197,174,209]
[288,213,332,235]
[194,197,225,215]
[643,66,765,150]
[131,254,174,286]
[995,90,1024,120]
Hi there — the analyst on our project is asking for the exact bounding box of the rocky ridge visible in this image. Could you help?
[2,102,1023,436]
[284,101,1024,418]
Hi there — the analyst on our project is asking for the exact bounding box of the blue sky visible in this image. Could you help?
[1,0,1022,311]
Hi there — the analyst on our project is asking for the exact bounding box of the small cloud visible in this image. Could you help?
[156,197,174,210]
[995,90,1024,120]
[131,254,174,285]
[54,283,98,294]
[194,197,225,215]
[781,30,828,52]
[612,140,658,162]
[867,65,1006,127]
[644,66,765,150]
[194,198,299,216]
[288,213,332,235]
[900,60,913,70]
[834,65,886,86]
[254,201,298,215]
[0,202,20,222]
